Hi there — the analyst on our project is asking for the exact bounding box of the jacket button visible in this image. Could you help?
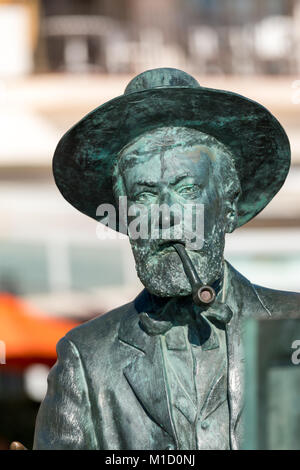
[201,419,209,430]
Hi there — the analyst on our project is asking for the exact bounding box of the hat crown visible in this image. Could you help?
[124,67,200,95]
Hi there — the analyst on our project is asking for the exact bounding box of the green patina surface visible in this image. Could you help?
[32,68,299,451]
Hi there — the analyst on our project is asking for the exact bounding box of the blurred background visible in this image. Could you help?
[0,0,299,449]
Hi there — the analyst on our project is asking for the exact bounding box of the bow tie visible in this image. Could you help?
[139,295,233,337]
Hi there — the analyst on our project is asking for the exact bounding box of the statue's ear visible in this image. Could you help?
[225,195,239,234]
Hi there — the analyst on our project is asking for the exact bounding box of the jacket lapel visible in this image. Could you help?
[224,261,270,449]
[200,360,227,421]
[118,292,175,440]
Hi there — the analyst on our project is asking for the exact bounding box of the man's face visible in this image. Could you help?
[116,129,232,297]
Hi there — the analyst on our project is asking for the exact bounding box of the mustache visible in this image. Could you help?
[134,238,210,259]
[143,226,206,253]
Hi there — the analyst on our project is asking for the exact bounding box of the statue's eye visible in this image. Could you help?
[133,191,156,202]
[177,184,201,196]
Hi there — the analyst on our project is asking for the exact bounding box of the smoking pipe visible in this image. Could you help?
[173,243,216,306]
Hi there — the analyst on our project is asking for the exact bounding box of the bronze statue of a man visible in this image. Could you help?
[33,68,300,450]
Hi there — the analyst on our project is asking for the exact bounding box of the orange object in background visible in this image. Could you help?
[0,293,79,363]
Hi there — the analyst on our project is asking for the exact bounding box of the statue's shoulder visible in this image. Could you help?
[253,284,300,318]
[63,299,136,349]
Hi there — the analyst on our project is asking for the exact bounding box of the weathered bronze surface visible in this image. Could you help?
[33,68,299,450]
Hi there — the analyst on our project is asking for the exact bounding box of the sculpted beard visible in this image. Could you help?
[130,219,226,297]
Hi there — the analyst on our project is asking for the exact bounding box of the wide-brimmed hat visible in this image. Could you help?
[53,67,290,229]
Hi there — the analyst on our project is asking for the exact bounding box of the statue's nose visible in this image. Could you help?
[158,210,178,229]
[157,192,182,229]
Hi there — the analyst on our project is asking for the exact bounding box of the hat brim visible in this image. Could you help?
[53,86,290,229]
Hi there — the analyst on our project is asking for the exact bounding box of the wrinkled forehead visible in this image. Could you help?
[117,127,219,168]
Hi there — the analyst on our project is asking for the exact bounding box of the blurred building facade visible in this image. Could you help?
[35,0,300,76]
[0,0,299,319]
